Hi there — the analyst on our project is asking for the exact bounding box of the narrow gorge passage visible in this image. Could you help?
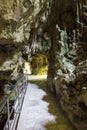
[0,0,87,130]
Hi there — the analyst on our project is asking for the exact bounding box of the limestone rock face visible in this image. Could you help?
[0,0,87,129]
[46,0,87,130]
[0,0,51,93]
[31,53,48,75]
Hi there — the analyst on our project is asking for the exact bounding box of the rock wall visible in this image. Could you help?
[0,0,87,129]
[0,0,51,93]
[31,53,48,75]
[46,0,87,130]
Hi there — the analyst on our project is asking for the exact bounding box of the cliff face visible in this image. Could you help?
[0,0,87,129]
[46,0,87,130]
[0,0,51,93]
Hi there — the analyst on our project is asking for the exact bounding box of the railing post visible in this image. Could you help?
[17,86,21,114]
[25,73,28,82]
[1,76,27,130]
[7,98,10,130]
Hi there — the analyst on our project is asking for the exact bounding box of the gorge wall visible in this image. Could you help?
[0,0,87,130]
[0,0,51,93]
[46,0,87,130]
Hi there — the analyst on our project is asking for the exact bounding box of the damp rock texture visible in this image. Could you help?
[0,0,51,92]
[46,0,87,130]
[0,0,87,130]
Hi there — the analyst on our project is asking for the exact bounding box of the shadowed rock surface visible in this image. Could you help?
[0,0,87,130]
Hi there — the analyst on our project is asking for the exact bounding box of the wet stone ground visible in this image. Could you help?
[30,79,75,130]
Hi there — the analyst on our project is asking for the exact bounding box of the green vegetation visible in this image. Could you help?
[30,79,75,130]
[38,65,48,75]
[31,54,48,75]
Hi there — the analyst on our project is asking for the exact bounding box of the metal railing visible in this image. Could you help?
[0,74,28,130]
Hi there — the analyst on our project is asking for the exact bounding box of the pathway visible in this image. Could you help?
[27,75,47,81]
[17,83,56,130]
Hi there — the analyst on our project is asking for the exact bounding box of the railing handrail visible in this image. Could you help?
[0,74,28,130]
[0,75,25,112]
